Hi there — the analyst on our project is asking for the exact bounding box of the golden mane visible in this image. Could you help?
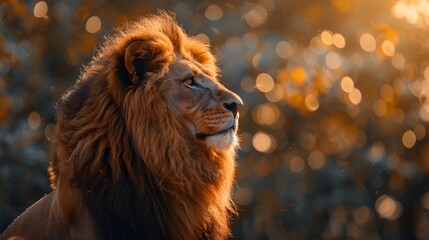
[46,12,238,240]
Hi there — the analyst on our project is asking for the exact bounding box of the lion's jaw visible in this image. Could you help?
[203,120,239,151]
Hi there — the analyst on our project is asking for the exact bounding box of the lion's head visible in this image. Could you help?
[48,12,242,239]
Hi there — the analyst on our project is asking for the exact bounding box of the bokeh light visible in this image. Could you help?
[375,195,402,220]
[276,41,294,59]
[252,103,280,126]
[307,150,326,170]
[402,130,417,148]
[244,5,267,28]
[205,4,223,21]
[265,84,284,103]
[359,33,376,52]
[44,123,55,140]
[325,52,341,69]
[304,94,319,112]
[242,32,259,49]
[381,40,395,57]
[391,0,429,28]
[289,156,305,173]
[290,66,306,85]
[85,16,102,34]
[373,99,387,117]
[252,131,276,153]
[332,33,346,48]
[28,111,42,130]
[320,30,333,45]
[255,73,274,93]
[349,88,362,105]
[341,76,354,93]
[194,33,210,44]
[33,1,48,18]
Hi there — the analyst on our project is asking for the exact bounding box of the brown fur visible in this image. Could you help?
[2,12,242,240]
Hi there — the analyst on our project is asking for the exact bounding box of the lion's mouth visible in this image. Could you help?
[196,125,235,140]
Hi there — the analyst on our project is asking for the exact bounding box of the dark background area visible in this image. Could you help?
[1,0,429,239]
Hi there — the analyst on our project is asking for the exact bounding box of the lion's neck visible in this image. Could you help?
[76,151,234,240]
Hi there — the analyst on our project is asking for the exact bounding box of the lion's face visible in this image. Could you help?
[161,58,242,151]
[120,26,242,152]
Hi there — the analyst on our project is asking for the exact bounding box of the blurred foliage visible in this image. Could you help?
[1,0,429,239]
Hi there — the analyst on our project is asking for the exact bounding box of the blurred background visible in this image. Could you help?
[1,0,429,239]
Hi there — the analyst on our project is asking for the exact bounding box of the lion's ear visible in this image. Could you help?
[124,41,157,87]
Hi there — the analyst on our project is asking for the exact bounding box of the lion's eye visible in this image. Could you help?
[184,76,195,87]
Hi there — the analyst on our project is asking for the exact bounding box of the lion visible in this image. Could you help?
[1,12,242,240]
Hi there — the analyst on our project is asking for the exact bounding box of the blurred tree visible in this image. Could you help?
[1,0,429,239]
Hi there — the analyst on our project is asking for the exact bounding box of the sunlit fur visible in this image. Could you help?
[206,131,236,150]
[2,12,240,240]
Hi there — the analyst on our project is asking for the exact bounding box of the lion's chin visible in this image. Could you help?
[204,129,238,151]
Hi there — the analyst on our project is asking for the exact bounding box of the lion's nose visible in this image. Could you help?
[223,102,239,117]
[222,94,243,118]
